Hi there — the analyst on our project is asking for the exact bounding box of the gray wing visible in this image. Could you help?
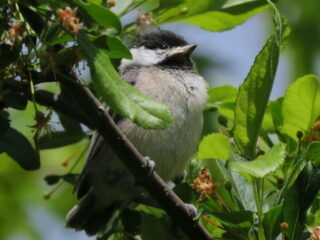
[74,68,139,199]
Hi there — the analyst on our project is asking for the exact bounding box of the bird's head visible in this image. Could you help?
[120,30,197,72]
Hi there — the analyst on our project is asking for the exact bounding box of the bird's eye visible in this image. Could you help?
[159,44,168,49]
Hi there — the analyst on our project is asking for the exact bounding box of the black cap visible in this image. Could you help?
[134,30,188,50]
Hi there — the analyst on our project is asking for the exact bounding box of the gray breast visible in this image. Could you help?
[120,67,208,181]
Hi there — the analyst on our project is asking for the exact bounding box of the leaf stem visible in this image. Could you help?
[201,216,223,229]
[28,71,39,114]
[68,144,89,173]
[252,178,266,240]
[214,192,231,212]
[266,0,283,46]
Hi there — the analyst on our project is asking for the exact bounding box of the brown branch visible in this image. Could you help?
[5,5,212,238]
[5,74,212,239]
[61,73,213,240]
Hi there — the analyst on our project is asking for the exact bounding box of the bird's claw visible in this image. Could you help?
[185,203,197,219]
[144,156,156,175]
[97,105,105,114]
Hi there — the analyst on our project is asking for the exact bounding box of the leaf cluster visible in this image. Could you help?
[1,1,319,240]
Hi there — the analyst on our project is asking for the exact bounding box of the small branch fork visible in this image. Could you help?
[5,72,212,240]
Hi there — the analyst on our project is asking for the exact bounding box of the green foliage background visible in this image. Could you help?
[0,0,320,240]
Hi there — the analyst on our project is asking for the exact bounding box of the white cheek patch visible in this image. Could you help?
[119,47,166,72]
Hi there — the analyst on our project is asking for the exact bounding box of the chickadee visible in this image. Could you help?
[66,30,208,236]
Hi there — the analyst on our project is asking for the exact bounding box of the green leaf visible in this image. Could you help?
[0,127,40,170]
[140,213,187,240]
[230,143,286,178]
[43,24,61,43]
[197,133,230,161]
[155,0,268,32]
[207,85,238,103]
[48,32,74,46]
[306,142,320,166]
[135,204,165,218]
[173,182,197,203]
[44,173,79,185]
[77,30,172,129]
[211,210,254,225]
[0,44,20,69]
[278,17,291,51]
[140,0,160,13]
[73,0,121,31]
[267,1,291,51]
[88,0,102,3]
[92,34,132,59]
[262,206,282,240]
[0,110,10,135]
[181,3,268,32]
[273,155,307,206]
[230,170,256,211]
[58,112,84,133]
[311,209,320,227]
[261,104,275,133]
[211,211,254,240]
[38,131,85,149]
[283,162,320,240]
[19,4,45,35]
[2,89,28,110]
[61,173,79,184]
[201,159,243,211]
[234,36,279,158]
[269,97,283,132]
[281,75,320,142]
[44,174,61,185]
[219,102,235,120]
[121,209,141,237]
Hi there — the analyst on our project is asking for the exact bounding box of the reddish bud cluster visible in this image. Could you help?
[280,222,288,230]
[308,226,320,240]
[300,117,320,144]
[1,23,24,47]
[191,168,218,201]
[57,7,80,33]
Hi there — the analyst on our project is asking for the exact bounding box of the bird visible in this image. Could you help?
[65,30,208,236]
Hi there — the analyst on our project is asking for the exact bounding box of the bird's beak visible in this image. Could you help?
[166,44,197,59]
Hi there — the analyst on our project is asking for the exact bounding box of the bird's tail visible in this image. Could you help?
[65,194,118,236]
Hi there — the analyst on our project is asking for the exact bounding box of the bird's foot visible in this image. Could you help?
[144,156,156,175]
[98,105,105,114]
[185,203,197,219]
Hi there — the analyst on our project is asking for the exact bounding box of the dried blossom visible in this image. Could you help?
[301,117,320,144]
[191,168,231,211]
[134,12,155,26]
[30,110,54,145]
[57,7,80,33]
[191,168,218,201]
[1,23,24,46]
[308,226,320,240]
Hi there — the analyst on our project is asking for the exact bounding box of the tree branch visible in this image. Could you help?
[5,74,212,239]
[61,73,213,240]
[3,3,212,238]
